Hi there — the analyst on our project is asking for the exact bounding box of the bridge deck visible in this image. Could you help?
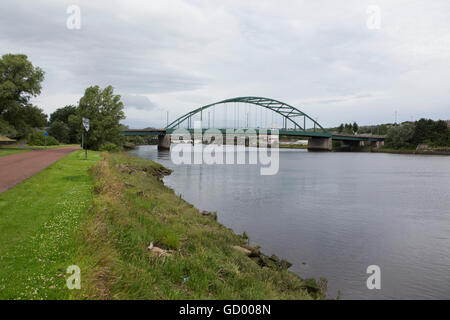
[121,129,385,141]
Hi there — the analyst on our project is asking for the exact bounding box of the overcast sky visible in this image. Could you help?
[1,0,449,128]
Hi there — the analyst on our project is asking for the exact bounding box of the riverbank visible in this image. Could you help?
[77,152,326,299]
[279,144,307,149]
[0,149,325,299]
[375,146,450,155]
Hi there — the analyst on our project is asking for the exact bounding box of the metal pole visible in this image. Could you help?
[85,131,87,160]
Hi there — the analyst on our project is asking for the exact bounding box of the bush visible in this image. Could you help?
[48,120,70,143]
[385,124,414,149]
[27,132,59,146]
[99,142,121,152]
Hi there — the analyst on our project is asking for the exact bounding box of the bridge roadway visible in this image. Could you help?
[121,128,385,151]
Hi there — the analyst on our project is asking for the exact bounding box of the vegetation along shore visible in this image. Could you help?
[0,149,326,300]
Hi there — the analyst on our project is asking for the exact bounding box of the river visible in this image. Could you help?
[129,145,450,299]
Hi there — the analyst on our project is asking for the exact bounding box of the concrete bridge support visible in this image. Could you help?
[158,134,171,150]
[340,140,362,151]
[307,137,332,151]
[369,140,384,148]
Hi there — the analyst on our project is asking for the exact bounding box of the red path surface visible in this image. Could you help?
[0,146,80,193]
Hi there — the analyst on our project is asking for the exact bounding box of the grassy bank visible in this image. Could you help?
[0,144,80,157]
[76,153,325,299]
[0,150,325,300]
[374,146,450,155]
[24,144,80,150]
[279,144,307,149]
[0,150,101,299]
[0,148,31,157]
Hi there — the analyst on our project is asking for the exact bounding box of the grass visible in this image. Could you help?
[0,150,325,300]
[24,144,80,150]
[279,144,307,149]
[0,148,31,157]
[376,146,449,155]
[0,150,101,299]
[0,144,80,157]
[75,153,325,299]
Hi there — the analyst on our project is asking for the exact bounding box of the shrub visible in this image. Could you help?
[385,124,414,149]
[99,142,121,152]
[27,132,59,146]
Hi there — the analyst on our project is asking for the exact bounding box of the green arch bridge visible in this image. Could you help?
[121,96,385,151]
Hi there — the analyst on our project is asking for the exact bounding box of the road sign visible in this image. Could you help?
[82,118,90,131]
[44,132,49,136]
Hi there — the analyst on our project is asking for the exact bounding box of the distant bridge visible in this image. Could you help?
[121,97,385,151]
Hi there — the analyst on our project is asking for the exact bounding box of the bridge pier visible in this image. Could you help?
[369,140,384,148]
[339,140,362,151]
[307,137,332,151]
[158,134,171,150]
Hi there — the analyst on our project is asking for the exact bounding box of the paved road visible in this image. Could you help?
[0,146,80,193]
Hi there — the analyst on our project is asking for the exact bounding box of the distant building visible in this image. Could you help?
[0,136,16,145]
[446,120,450,127]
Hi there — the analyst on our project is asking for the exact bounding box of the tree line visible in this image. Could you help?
[0,54,126,150]
[333,119,449,149]
[336,122,359,134]
[385,119,449,149]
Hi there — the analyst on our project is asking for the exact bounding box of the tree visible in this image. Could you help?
[2,104,47,138]
[343,123,353,134]
[49,105,79,143]
[432,120,449,147]
[48,120,70,143]
[0,117,17,137]
[337,123,344,133]
[49,105,77,124]
[412,118,449,147]
[352,122,359,134]
[75,85,125,150]
[385,123,415,149]
[0,54,45,137]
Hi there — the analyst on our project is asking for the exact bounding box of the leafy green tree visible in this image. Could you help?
[337,123,344,133]
[49,105,79,143]
[412,118,449,147]
[49,105,77,123]
[3,104,47,138]
[75,85,125,150]
[377,124,388,135]
[343,123,353,134]
[0,54,45,137]
[385,123,415,149]
[352,122,359,134]
[0,117,17,137]
[48,120,70,144]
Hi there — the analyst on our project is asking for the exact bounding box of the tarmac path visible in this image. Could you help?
[0,146,80,193]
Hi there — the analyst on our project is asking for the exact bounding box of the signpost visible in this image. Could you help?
[43,132,48,146]
[82,118,90,160]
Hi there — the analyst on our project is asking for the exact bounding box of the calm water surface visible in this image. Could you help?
[130,145,450,299]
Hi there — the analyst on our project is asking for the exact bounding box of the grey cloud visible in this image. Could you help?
[1,0,450,128]
[121,94,156,110]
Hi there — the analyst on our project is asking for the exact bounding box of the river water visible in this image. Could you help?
[129,145,450,299]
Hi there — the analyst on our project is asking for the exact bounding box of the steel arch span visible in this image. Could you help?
[166,96,330,135]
